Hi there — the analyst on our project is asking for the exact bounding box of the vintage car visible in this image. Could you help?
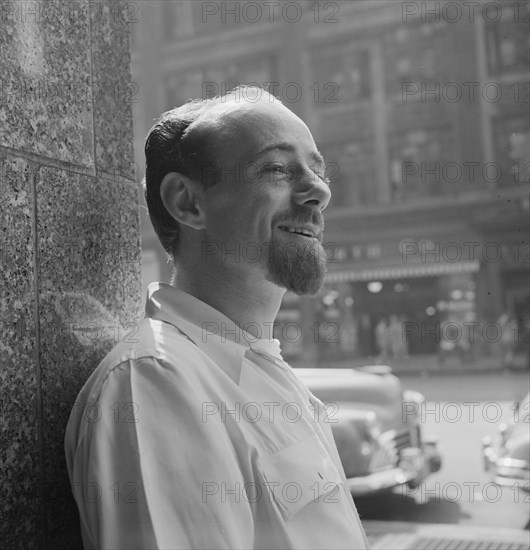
[295,365,442,496]
[482,392,530,493]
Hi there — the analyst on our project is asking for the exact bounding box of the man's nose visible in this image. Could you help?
[293,167,332,211]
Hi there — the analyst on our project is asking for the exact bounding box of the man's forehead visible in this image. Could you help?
[193,97,314,159]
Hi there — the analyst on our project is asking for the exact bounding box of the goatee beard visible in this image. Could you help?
[265,238,327,296]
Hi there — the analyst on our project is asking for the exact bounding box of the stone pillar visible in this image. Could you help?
[0,2,141,548]
[370,39,390,204]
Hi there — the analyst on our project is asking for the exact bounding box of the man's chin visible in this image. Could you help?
[265,239,327,296]
[286,270,327,296]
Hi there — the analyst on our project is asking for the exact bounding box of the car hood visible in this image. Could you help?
[295,368,404,430]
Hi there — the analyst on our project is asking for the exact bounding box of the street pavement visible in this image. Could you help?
[363,521,530,549]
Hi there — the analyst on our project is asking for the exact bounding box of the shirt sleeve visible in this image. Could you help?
[69,355,254,550]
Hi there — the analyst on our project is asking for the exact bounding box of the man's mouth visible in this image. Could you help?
[277,225,318,239]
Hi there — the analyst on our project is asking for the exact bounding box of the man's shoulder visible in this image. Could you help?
[65,317,213,461]
[79,317,203,400]
[108,316,198,364]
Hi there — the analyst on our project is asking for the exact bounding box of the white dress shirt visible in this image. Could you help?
[65,282,370,549]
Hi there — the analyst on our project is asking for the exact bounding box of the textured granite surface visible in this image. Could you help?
[0,2,93,166]
[90,0,136,177]
[36,167,141,548]
[0,3,141,547]
[0,155,40,549]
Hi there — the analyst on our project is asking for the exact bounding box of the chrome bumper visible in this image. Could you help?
[347,466,416,495]
[483,437,530,491]
[347,444,441,496]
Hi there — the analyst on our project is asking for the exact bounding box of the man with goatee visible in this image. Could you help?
[65,86,369,550]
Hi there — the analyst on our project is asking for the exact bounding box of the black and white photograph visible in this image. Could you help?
[1,1,529,549]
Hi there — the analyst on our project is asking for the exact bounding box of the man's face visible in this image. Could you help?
[197,98,332,296]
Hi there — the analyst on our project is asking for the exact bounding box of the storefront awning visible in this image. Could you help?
[325,260,480,283]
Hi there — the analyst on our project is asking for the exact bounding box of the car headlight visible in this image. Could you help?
[361,412,380,457]
[496,458,530,480]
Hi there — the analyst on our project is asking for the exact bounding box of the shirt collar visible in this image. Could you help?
[145,282,284,384]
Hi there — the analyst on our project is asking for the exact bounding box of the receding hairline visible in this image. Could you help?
[184,92,293,136]
[181,94,310,168]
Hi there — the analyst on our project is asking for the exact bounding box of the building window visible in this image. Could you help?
[494,116,530,186]
[486,18,530,76]
[191,0,258,34]
[321,140,375,208]
[203,57,274,95]
[389,127,453,200]
[384,21,450,97]
[165,70,203,108]
[165,56,275,108]
[311,41,370,105]
[163,1,195,40]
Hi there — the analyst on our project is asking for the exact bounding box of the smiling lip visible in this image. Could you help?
[277,225,321,239]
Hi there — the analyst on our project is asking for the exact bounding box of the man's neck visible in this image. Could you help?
[174,264,285,342]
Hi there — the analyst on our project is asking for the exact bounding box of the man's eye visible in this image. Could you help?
[259,163,289,180]
[267,164,287,174]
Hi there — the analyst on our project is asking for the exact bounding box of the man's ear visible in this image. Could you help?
[159,172,205,230]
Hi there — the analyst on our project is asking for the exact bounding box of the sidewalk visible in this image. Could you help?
[291,353,528,376]
[364,520,530,550]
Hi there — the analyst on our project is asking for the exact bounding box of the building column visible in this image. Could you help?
[0,2,141,547]
[370,39,391,203]
[474,17,496,176]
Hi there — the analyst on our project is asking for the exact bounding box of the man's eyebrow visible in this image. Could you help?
[254,143,326,165]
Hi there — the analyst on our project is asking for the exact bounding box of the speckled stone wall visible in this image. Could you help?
[0,3,141,548]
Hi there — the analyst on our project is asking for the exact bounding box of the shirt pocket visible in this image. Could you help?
[257,433,344,521]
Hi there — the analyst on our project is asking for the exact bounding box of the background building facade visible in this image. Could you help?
[131,0,529,369]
